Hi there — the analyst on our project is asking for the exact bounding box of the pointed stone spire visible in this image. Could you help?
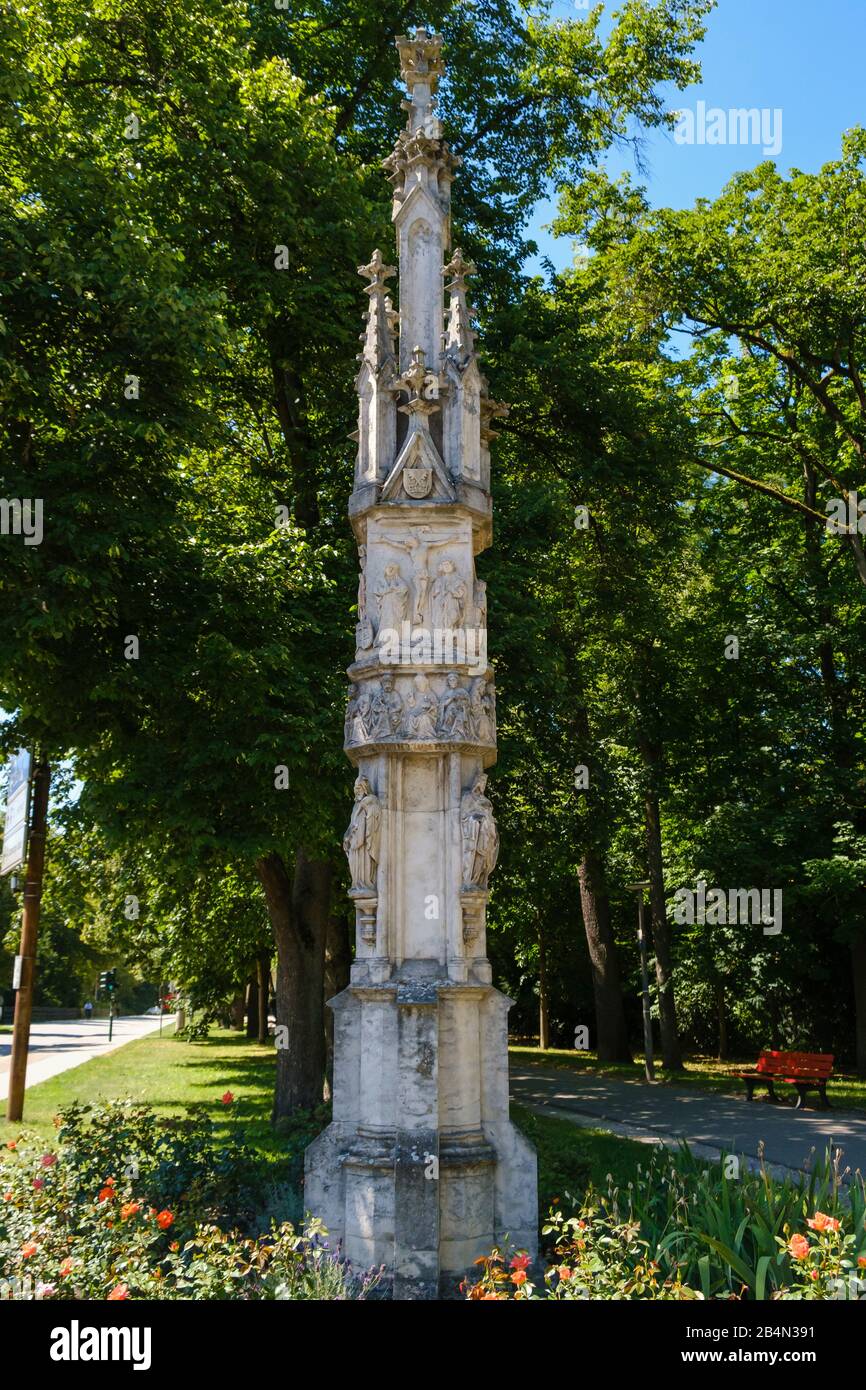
[443,248,477,360]
[385,29,460,372]
[358,249,397,371]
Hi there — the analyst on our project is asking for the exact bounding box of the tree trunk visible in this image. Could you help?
[229,993,245,1031]
[715,981,728,1061]
[323,906,352,1098]
[645,790,683,1071]
[538,914,550,1051]
[852,936,866,1078]
[256,951,271,1045]
[245,971,258,1039]
[257,847,330,1119]
[577,849,632,1062]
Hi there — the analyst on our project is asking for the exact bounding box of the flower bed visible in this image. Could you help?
[0,1100,379,1300]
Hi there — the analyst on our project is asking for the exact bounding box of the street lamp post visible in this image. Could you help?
[626,880,655,1082]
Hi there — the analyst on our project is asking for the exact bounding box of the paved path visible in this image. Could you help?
[0,1016,166,1103]
[510,1061,866,1177]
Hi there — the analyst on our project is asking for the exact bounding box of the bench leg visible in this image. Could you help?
[794,1084,809,1110]
[766,1080,781,1104]
[818,1083,831,1110]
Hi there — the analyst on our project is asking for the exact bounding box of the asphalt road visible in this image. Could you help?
[510,1060,866,1176]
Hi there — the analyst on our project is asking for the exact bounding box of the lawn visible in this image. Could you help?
[1,1027,652,1225]
[1,1027,289,1155]
[510,1046,866,1111]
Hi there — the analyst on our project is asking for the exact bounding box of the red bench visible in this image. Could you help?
[736,1051,833,1110]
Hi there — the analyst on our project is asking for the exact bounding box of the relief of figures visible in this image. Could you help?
[370,671,403,738]
[346,672,497,746]
[405,673,439,738]
[375,562,410,639]
[469,677,495,743]
[438,671,471,738]
[430,559,466,631]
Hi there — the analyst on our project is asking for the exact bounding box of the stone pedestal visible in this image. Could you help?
[304,26,537,1298]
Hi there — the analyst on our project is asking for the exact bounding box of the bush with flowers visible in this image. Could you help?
[463,1143,866,1301]
[0,1101,379,1300]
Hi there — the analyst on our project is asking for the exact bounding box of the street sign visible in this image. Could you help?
[1,749,32,877]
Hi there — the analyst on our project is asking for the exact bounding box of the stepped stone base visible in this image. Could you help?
[304,961,538,1299]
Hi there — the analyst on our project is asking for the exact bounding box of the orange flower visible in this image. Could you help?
[810,1269,819,1281]
[807,1212,840,1233]
[221,1091,234,1105]
[59,1258,74,1278]
[510,1269,527,1286]
[788,1233,810,1260]
[120,1201,141,1221]
[3,1191,14,1202]
[510,1253,531,1271]
[97,1186,114,1203]
[858,1256,866,1268]
[481,1291,502,1300]
[558,1266,572,1280]
[20,1240,38,1258]
[156,1209,174,1230]
[107,1283,129,1301]
[169,1240,179,1252]
[5,1140,16,1151]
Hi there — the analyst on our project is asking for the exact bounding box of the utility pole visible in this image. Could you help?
[626,880,655,1083]
[6,759,50,1122]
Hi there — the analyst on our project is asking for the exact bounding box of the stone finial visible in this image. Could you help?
[399,344,429,399]
[358,250,397,371]
[358,248,396,294]
[443,248,477,358]
[394,29,445,94]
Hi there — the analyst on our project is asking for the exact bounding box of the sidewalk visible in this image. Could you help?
[0,1015,167,1103]
[509,1060,866,1176]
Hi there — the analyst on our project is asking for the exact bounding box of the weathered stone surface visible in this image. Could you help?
[305,26,537,1298]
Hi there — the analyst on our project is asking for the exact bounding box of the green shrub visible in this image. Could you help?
[0,1101,379,1301]
[465,1143,866,1300]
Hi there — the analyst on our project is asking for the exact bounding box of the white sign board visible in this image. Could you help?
[1,749,31,877]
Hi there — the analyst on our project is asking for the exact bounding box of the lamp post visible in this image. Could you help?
[626,880,655,1082]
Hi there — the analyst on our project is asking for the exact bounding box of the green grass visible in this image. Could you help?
[1,1026,290,1157]
[509,1046,866,1111]
[511,1103,648,1216]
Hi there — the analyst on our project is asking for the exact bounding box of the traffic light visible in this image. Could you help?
[98,969,117,994]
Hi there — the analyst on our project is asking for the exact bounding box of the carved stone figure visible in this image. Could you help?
[347,685,373,744]
[370,672,403,739]
[375,562,410,639]
[343,776,381,892]
[406,672,439,738]
[469,677,495,743]
[439,671,471,738]
[474,578,487,631]
[430,558,466,631]
[460,774,499,889]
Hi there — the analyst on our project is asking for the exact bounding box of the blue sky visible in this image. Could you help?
[527,0,866,272]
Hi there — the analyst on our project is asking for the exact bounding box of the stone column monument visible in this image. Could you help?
[305,27,537,1299]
